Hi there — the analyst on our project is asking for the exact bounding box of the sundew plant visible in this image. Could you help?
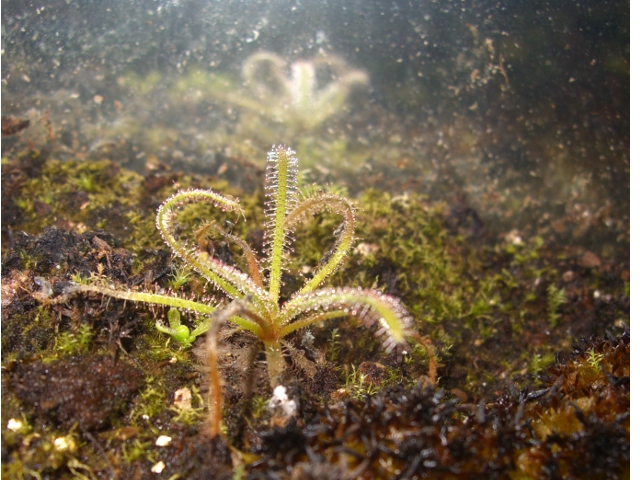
[71,146,414,387]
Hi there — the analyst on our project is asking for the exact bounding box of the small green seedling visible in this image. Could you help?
[155,308,209,347]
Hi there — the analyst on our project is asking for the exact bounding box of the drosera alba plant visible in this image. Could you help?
[230,52,368,133]
[66,145,415,388]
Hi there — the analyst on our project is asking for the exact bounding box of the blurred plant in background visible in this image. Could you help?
[232,52,368,137]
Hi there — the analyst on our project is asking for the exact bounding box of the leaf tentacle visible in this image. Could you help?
[156,189,269,314]
[280,287,413,352]
[285,193,356,294]
[263,146,299,303]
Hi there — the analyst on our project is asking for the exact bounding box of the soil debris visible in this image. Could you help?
[12,356,144,431]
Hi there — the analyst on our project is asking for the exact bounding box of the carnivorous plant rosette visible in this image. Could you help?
[69,146,414,387]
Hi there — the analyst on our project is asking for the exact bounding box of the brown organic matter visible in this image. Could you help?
[12,356,144,431]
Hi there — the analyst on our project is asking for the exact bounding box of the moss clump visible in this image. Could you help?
[1,151,235,254]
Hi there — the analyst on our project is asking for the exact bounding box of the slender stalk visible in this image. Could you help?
[285,193,356,293]
[73,285,216,315]
[265,146,298,304]
[281,287,412,352]
[73,285,266,336]
[278,310,347,337]
[206,315,222,438]
[204,302,243,438]
[157,190,245,298]
[157,189,270,317]
[195,221,263,288]
[242,52,287,98]
[290,61,315,113]
[263,340,286,388]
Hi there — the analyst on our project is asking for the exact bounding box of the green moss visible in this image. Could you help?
[6,156,242,255]
[129,377,167,424]
[166,265,193,290]
[2,307,55,357]
[345,367,379,400]
[170,386,206,427]
[529,352,556,376]
[547,284,567,328]
[53,323,94,357]
[121,439,155,464]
